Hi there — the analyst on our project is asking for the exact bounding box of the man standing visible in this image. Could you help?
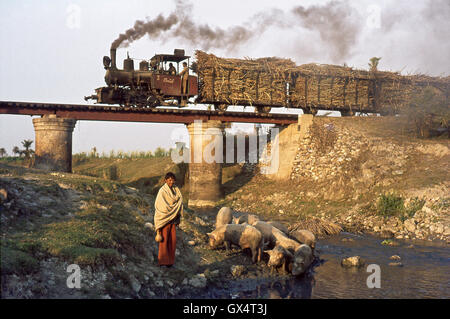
[154,172,183,267]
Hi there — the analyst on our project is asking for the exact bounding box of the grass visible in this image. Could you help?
[375,192,426,222]
[4,201,152,270]
[0,245,40,275]
[376,192,405,218]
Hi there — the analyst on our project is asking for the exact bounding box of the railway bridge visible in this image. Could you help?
[0,101,311,208]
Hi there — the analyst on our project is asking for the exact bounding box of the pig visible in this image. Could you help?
[289,229,316,251]
[265,245,294,274]
[266,221,289,235]
[271,227,302,252]
[251,221,277,248]
[207,224,263,263]
[232,214,260,225]
[291,244,314,276]
[215,207,233,229]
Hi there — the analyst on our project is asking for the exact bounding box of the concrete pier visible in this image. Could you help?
[186,120,227,208]
[32,115,77,172]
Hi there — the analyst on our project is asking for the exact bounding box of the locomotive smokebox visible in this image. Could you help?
[110,48,117,69]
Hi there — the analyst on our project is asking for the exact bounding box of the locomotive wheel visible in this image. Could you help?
[216,104,228,112]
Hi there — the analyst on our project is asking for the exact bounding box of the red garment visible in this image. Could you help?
[158,222,177,266]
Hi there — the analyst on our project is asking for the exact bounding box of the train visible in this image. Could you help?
[85,48,449,115]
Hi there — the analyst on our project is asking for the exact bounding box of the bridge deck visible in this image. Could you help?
[0,101,298,125]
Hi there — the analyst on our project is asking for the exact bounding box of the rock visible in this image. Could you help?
[101,294,112,299]
[188,274,207,288]
[390,255,401,261]
[435,224,444,234]
[230,265,246,277]
[404,219,416,233]
[129,275,141,294]
[381,239,399,246]
[341,238,354,242]
[341,256,365,268]
[388,262,403,267]
[187,240,196,246]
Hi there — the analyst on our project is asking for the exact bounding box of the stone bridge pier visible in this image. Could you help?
[186,120,229,209]
[32,115,77,172]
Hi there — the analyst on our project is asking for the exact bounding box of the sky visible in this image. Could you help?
[0,0,449,155]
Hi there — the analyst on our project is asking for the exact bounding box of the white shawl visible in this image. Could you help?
[154,183,183,231]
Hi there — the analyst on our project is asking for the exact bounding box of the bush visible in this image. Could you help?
[376,192,404,217]
[405,197,425,218]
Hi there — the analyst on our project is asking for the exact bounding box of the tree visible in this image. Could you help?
[369,57,381,72]
[12,146,21,157]
[90,146,98,158]
[0,148,7,158]
[154,147,167,158]
[21,140,34,159]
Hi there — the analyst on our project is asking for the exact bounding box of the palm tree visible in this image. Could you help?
[12,146,21,157]
[21,140,34,159]
[0,148,7,158]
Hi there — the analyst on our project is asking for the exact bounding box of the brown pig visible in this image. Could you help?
[271,227,302,252]
[291,244,314,276]
[266,221,289,235]
[290,229,316,251]
[207,224,263,263]
[215,207,234,229]
[265,245,294,273]
[251,221,277,248]
[232,214,260,225]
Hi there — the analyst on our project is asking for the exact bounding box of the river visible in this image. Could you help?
[201,233,449,299]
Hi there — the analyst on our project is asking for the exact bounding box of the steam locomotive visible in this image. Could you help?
[85,48,198,107]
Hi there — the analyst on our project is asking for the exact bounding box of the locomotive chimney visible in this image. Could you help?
[110,48,117,69]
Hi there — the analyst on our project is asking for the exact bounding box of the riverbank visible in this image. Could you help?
[219,117,449,243]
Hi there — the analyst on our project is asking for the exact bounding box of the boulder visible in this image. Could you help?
[341,256,365,268]
[188,274,207,288]
[404,219,416,232]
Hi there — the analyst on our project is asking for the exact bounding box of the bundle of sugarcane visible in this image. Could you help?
[195,50,295,106]
[289,217,343,238]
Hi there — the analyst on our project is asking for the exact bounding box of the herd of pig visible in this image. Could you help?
[206,207,316,276]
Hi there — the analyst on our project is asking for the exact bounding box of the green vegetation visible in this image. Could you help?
[405,197,425,219]
[376,192,405,218]
[73,146,171,165]
[4,201,152,269]
[0,245,40,275]
[376,193,425,221]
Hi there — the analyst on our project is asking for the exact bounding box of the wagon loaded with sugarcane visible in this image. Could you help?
[86,48,449,114]
[195,50,449,115]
